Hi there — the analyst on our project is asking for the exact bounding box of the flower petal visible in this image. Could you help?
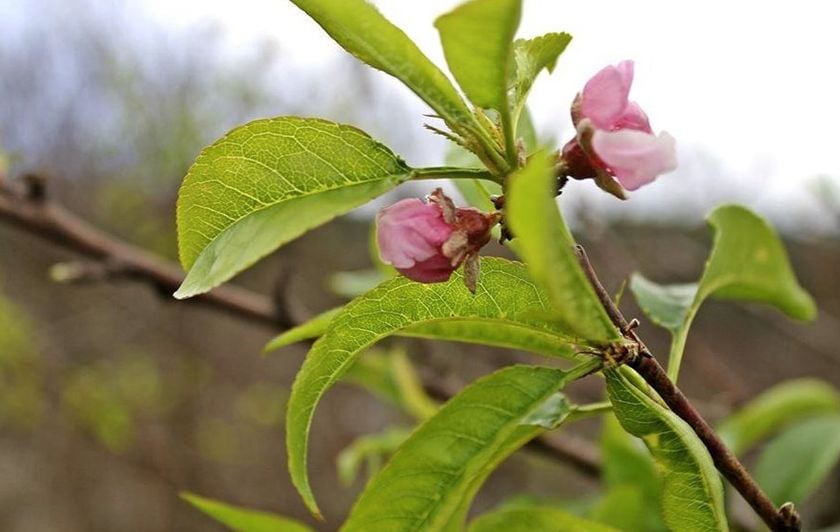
[615,101,652,133]
[398,254,456,283]
[376,198,453,269]
[592,129,677,191]
[580,60,635,130]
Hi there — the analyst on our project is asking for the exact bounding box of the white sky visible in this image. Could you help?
[36,0,840,232]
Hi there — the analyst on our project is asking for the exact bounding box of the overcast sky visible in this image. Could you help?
[7,0,840,233]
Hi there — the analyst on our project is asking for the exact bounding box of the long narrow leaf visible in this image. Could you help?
[286,258,591,516]
[342,362,598,531]
[605,367,728,532]
[289,0,473,127]
[506,153,620,342]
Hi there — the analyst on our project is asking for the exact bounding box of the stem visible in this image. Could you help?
[575,245,802,532]
[569,401,613,422]
[411,166,500,184]
[500,103,518,170]
[567,356,604,381]
[464,122,510,176]
[667,320,692,381]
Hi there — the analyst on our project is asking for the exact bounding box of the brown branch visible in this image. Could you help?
[575,245,801,532]
[0,172,603,478]
[0,173,279,327]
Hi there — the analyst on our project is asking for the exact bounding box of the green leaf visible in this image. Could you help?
[337,426,412,486]
[435,0,521,111]
[590,485,650,532]
[628,275,696,332]
[180,492,312,532]
[264,307,342,353]
[342,362,600,531]
[717,378,840,455]
[469,506,617,532]
[600,414,659,493]
[398,318,578,358]
[286,258,592,516]
[522,392,572,429]
[506,152,620,342]
[754,414,840,505]
[289,0,472,127]
[267,281,584,359]
[605,366,729,532]
[630,204,817,380]
[594,414,665,532]
[516,106,539,153]
[701,205,815,318]
[175,117,411,298]
[510,33,572,126]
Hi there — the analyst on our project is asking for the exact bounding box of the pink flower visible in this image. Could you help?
[376,189,499,290]
[563,60,676,192]
[376,197,454,282]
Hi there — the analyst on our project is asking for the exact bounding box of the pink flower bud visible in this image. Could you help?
[564,60,676,192]
[376,189,499,288]
[376,198,454,282]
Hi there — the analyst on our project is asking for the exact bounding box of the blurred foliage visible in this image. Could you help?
[337,425,412,486]
[61,351,167,452]
[755,414,840,506]
[182,492,312,532]
[0,0,299,255]
[234,382,288,428]
[195,382,288,465]
[718,378,840,455]
[593,414,665,531]
[343,347,438,422]
[0,285,44,431]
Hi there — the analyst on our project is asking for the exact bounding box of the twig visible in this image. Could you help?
[0,172,603,478]
[527,432,601,477]
[575,244,801,532]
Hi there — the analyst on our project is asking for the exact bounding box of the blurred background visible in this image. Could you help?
[1,0,838,530]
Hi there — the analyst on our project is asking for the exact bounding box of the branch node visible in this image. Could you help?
[778,502,802,531]
[22,173,47,203]
[603,340,639,368]
[623,318,640,333]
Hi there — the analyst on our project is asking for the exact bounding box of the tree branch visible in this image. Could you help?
[0,172,602,478]
[575,244,801,532]
[0,173,280,327]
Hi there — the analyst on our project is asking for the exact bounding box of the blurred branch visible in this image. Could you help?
[422,378,601,477]
[0,171,603,477]
[0,172,279,326]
